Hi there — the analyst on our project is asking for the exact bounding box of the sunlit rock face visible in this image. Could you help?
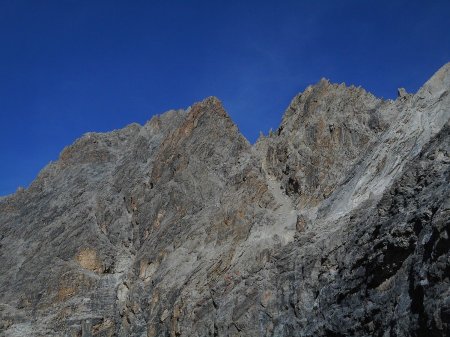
[0,63,449,337]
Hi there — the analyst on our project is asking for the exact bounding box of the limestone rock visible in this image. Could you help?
[0,63,449,336]
[397,87,409,98]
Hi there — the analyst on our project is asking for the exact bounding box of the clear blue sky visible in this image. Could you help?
[0,0,449,195]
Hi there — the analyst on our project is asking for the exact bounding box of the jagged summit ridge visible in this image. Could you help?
[0,63,449,337]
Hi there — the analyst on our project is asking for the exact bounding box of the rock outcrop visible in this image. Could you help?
[0,63,449,337]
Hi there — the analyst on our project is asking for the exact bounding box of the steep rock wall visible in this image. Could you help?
[0,63,449,337]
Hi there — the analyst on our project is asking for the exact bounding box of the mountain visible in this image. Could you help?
[0,63,449,337]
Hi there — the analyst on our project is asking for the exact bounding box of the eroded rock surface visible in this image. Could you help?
[0,63,449,337]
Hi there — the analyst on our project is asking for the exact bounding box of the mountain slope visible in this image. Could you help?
[0,63,449,337]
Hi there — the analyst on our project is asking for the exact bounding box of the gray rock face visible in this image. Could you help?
[0,63,449,337]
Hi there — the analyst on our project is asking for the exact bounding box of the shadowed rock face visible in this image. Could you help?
[0,64,449,337]
[261,79,389,207]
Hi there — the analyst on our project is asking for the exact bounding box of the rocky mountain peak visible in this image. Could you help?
[257,76,388,209]
[0,64,449,337]
[419,61,450,98]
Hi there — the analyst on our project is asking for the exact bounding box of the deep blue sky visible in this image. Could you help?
[0,0,449,195]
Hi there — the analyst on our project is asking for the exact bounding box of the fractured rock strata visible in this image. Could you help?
[0,63,449,336]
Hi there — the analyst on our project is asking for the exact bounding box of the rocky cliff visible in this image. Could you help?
[0,63,449,337]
